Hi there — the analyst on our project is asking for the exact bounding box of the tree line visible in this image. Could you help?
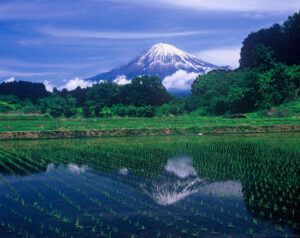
[0,76,185,117]
[187,11,300,115]
[0,12,299,117]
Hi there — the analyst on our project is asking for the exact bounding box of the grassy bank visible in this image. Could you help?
[1,113,300,140]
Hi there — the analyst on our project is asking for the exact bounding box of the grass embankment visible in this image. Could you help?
[0,112,300,140]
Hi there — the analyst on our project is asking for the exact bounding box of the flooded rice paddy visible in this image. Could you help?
[0,135,299,238]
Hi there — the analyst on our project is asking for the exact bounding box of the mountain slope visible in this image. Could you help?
[86,43,230,92]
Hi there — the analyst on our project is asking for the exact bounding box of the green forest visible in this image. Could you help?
[1,12,299,118]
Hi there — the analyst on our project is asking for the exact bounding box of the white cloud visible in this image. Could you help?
[60,77,95,91]
[43,80,54,92]
[196,46,241,68]
[113,75,131,85]
[162,70,199,91]
[39,26,217,39]
[3,77,15,83]
[112,0,300,13]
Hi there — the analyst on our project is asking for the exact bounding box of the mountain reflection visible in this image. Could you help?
[140,156,207,205]
[139,156,243,205]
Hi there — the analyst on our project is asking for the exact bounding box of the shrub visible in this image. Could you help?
[0,101,15,112]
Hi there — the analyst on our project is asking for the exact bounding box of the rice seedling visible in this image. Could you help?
[0,135,299,237]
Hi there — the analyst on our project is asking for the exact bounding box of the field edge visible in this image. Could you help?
[1,124,300,140]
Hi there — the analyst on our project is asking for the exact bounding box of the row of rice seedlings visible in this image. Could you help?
[44,150,186,212]
[188,159,295,233]
[1,138,298,236]
[57,167,184,232]
[43,150,247,237]
[192,143,293,234]
[5,140,298,230]
[0,148,251,237]
[1,193,70,237]
[25,149,197,237]
[21,144,165,179]
[0,158,83,237]
[47,166,156,234]
[175,186,251,223]
[21,141,298,236]
[0,153,68,211]
[0,175,71,237]
[69,153,246,233]
[11,150,154,238]
[84,140,298,235]
[3,152,121,237]
[83,155,261,236]
[0,205,34,238]
[45,172,152,237]
[175,197,256,236]
[0,152,128,237]
[190,143,297,208]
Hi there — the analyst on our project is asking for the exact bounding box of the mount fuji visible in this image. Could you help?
[86,43,230,94]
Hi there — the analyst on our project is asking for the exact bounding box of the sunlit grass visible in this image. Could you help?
[0,114,299,132]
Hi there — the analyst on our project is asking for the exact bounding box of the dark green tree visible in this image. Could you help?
[257,64,300,109]
[83,82,120,117]
[240,11,300,68]
[189,70,233,115]
[252,44,276,70]
[86,81,120,106]
[0,81,49,103]
[38,94,77,118]
[63,95,77,117]
[120,76,172,107]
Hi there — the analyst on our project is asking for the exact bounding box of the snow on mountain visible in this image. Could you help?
[135,43,224,72]
[86,43,230,93]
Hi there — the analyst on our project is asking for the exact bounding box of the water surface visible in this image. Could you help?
[0,135,299,237]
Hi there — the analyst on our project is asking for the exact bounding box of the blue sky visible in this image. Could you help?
[0,0,299,90]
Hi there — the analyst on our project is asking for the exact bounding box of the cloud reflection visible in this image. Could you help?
[67,164,89,174]
[141,156,243,205]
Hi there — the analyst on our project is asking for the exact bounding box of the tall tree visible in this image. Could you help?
[120,76,172,107]
[0,81,49,103]
[240,11,300,68]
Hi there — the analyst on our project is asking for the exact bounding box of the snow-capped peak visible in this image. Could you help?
[139,43,191,62]
[86,43,231,94]
[137,43,204,68]
[135,43,218,72]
